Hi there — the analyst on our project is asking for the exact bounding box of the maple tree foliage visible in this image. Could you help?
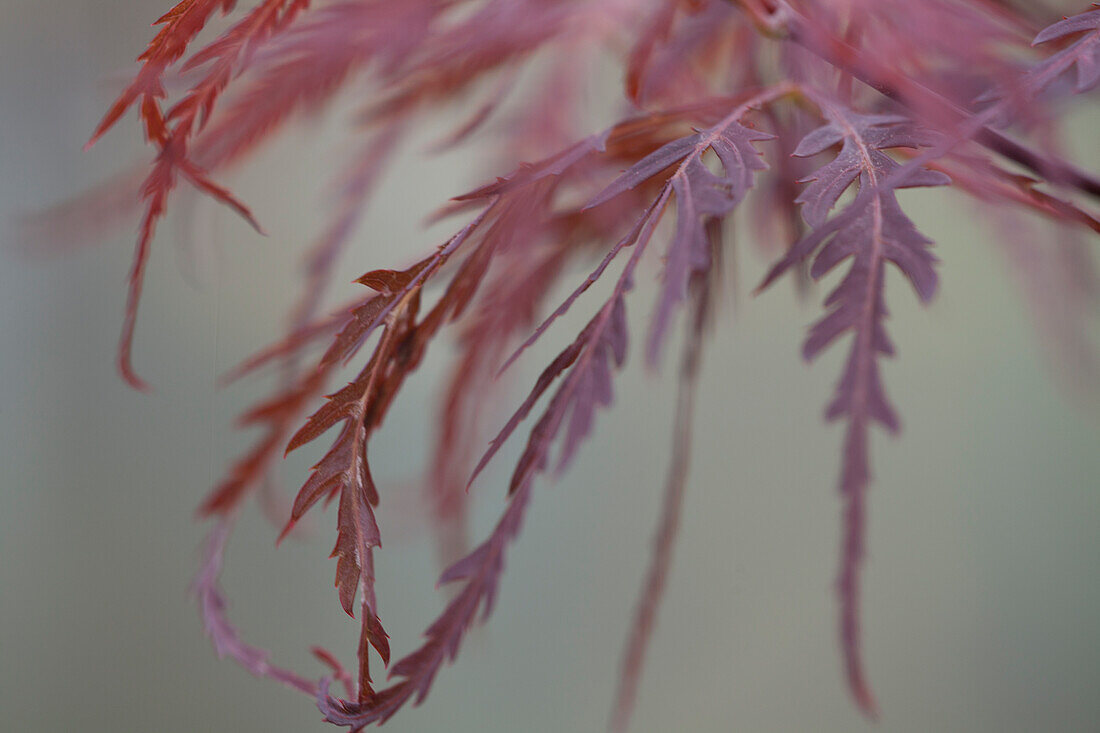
[34,0,1100,728]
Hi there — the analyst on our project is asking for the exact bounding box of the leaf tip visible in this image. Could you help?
[276,520,297,547]
[851,679,880,721]
[117,350,151,392]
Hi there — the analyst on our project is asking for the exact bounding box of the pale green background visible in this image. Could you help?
[1,2,1098,732]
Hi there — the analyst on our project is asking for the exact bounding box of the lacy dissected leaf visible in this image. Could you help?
[91,1,314,388]
[589,88,787,367]
[1031,7,1100,93]
[87,0,236,148]
[317,480,534,727]
[759,103,950,717]
[649,120,772,363]
[789,112,949,232]
[258,217,483,698]
[588,90,779,365]
[282,312,407,697]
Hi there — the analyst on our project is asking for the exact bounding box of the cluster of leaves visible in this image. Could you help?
[50,0,1100,729]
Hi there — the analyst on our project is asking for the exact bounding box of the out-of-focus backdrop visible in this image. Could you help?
[1,2,1098,732]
